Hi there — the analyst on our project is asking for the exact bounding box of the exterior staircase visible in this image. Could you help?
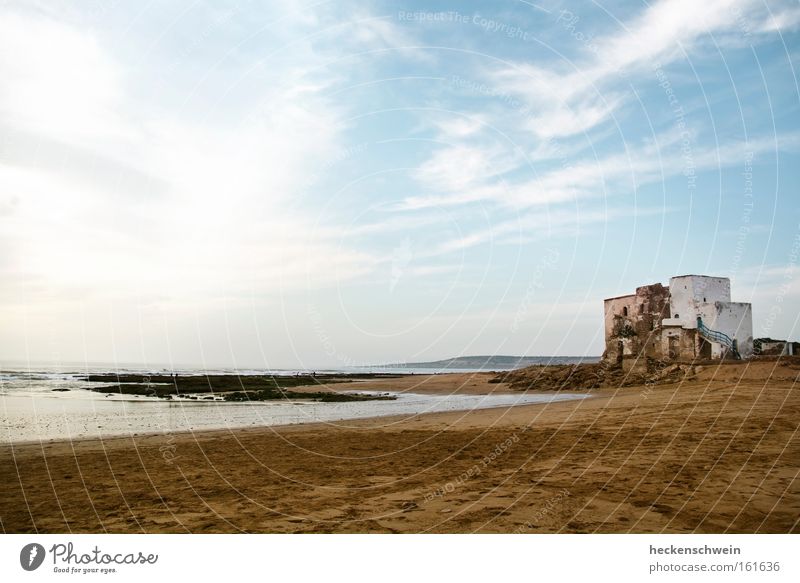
[696,317,741,360]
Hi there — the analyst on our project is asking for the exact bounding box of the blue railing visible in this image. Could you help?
[696,317,740,359]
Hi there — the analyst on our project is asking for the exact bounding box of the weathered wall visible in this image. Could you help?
[756,340,799,356]
[603,284,670,365]
[699,301,753,358]
[664,275,731,329]
[603,294,635,363]
[661,325,701,360]
[603,274,753,363]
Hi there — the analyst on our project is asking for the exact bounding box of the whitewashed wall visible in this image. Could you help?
[666,275,731,328]
[698,301,754,358]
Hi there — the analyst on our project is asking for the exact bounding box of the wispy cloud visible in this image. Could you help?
[754,6,800,34]
[418,206,675,258]
[490,0,794,140]
[413,143,519,193]
[401,128,796,211]
[399,0,800,229]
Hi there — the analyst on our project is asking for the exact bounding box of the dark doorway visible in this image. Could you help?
[698,338,711,360]
[668,336,679,360]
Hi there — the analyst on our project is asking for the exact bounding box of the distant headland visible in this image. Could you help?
[371,355,601,370]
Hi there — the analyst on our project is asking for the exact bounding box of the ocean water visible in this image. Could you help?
[0,367,587,444]
[0,359,549,377]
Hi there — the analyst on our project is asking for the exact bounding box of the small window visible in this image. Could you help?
[639,304,644,314]
[703,297,706,302]
[674,313,679,319]
[623,307,628,316]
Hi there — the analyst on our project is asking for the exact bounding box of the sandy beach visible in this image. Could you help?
[1,360,798,533]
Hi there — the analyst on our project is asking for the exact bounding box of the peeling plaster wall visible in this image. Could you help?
[665,275,731,328]
[602,275,753,363]
[700,301,753,358]
[661,325,702,360]
[603,284,670,364]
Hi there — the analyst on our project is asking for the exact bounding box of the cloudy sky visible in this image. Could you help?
[1,0,798,369]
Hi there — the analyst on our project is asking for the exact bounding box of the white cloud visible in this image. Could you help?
[0,10,130,143]
[431,115,488,139]
[593,0,749,75]
[419,206,673,258]
[413,144,518,193]
[527,96,622,139]
[401,0,800,222]
[348,16,416,50]
[402,128,796,211]
[0,7,379,313]
[489,0,798,141]
[755,7,800,33]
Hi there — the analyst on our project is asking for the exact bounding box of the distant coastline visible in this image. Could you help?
[370,355,601,370]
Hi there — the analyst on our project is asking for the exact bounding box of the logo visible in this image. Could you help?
[20,543,46,571]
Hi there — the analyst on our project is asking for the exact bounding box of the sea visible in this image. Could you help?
[0,362,587,444]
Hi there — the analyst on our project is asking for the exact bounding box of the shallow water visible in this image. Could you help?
[0,369,585,443]
[0,384,586,444]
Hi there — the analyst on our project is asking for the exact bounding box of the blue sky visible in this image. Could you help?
[1,0,798,368]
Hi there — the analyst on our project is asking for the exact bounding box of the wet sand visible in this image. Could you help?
[1,362,798,533]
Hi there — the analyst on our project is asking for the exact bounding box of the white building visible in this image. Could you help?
[604,274,753,367]
[661,275,753,359]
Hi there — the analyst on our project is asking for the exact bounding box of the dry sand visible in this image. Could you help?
[1,360,798,533]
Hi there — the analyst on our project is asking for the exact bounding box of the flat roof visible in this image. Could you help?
[671,274,729,280]
[603,275,733,302]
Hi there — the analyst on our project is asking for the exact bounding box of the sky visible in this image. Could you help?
[1,0,798,369]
